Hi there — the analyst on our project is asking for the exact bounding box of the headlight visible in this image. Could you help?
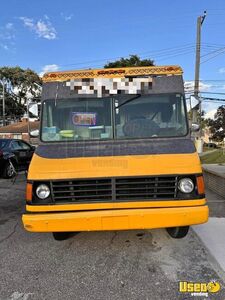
[178,178,194,193]
[36,184,50,199]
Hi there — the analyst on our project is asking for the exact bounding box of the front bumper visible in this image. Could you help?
[22,205,209,232]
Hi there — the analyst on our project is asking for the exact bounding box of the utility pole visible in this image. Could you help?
[193,11,207,123]
[0,80,6,126]
[2,81,6,126]
[192,11,206,154]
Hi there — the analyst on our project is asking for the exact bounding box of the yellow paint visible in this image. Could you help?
[43,65,183,82]
[24,149,209,232]
[26,199,206,212]
[22,205,208,232]
[28,152,202,180]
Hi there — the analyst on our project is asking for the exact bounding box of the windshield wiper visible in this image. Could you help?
[116,94,141,109]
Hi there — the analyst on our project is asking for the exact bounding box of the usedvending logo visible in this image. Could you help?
[179,280,221,297]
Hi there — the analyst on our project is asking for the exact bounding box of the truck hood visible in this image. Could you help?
[28,152,202,180]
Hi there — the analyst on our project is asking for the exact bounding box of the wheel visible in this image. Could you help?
[166,226,189,239]
[2,160,16,178]
[52,232,74,241]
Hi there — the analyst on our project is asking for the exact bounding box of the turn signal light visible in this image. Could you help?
[197,176,205,195]
[26,183,33,202]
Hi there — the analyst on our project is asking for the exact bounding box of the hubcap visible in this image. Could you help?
[7,162,15,177]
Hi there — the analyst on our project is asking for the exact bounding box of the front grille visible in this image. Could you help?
[51,176,178,203]
[115,176,177,201]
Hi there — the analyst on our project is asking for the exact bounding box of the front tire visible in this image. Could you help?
[166,226,189,239]
[52,232,73,241]
[2,160,16,178]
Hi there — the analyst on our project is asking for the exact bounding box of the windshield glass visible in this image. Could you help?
[41,93,188,142]
[115,93,187,138]
[42,98,112,141]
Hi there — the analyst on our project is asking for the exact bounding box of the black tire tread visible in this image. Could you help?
[52,232,74,241]
[166,226,189,239]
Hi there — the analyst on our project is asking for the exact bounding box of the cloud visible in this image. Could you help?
[0,23,15,40]
[0,22,15,51]
[61,13,73,21]
[20,17,34,30]
[184,81,212,93]
[39,64,59,77]
[0,43,9,50]
[202,102,221,117]
[219,67,225,74]
[5,23,14,30]
[36,20,57,39]
[204,109,217,120]
[20,16,57,40]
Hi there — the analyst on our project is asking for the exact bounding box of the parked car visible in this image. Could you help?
[0,139,35,178]
[204,142,218,149]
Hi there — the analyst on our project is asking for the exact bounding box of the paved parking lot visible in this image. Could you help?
[0,174,225,300]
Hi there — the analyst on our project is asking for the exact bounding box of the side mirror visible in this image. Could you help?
[28,102,39,118]
[30,129,39,137]
[27,101,40,137]
[191,123,200,132]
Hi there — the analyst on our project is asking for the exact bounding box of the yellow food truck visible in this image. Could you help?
[23,65,208,240]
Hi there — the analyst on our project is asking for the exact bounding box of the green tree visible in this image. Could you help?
[188,109,208,129]
[0,66,42,119]
[104,55,154,68]
[208,106,225,142]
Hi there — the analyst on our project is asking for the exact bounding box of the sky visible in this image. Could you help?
[1,0,225,115]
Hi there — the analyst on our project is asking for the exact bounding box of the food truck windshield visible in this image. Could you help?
[41,93,188,142]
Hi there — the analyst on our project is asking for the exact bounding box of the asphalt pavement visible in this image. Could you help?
[0,174,225,300]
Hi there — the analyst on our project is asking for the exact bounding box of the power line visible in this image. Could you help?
[185,91,225,96]
[201,43,225,49]
[156,49,195,62]
[60,43,225,69]
[202,98,225,102]
[200,92,225,95]
[141,46,195,59]
[60,44,196,68]
[201,46,225,58]
[201,48,225,64]
[59,48,197,70]
[202,42,225,47]
[43,42,225,71]
[57,52,196,71]
[186,79,225,81]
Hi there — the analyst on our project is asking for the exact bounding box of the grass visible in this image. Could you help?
[200,149,225,164]
[203,146,216,153]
